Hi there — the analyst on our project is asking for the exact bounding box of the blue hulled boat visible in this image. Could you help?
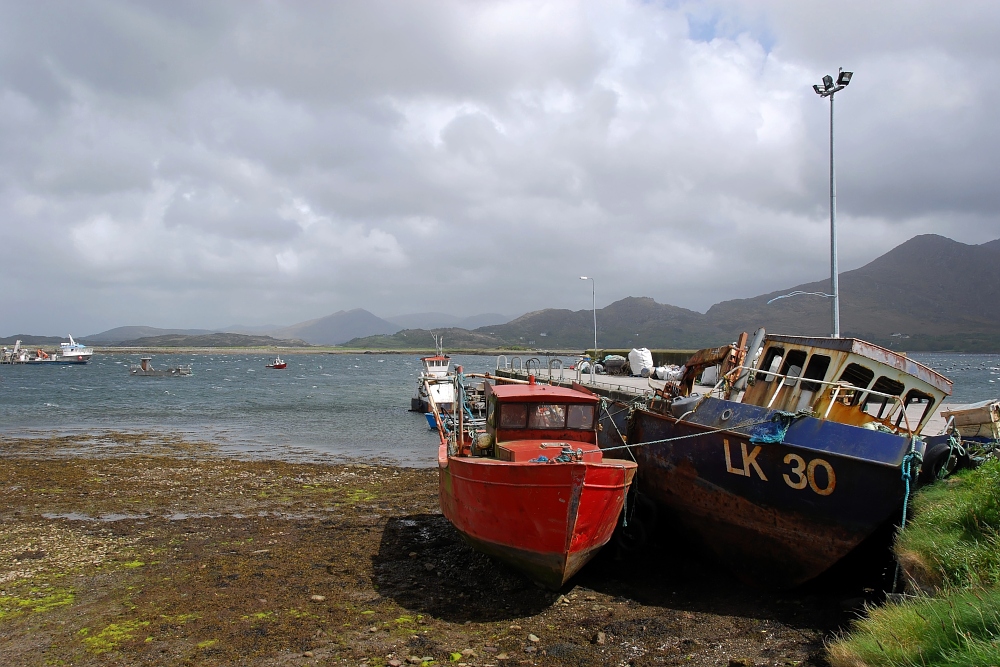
[617,330,954,588]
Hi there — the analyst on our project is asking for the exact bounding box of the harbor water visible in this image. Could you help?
[0,352,996,466]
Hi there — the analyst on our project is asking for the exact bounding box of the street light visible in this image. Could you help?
[814,67,852,338]
[580,276,596,384]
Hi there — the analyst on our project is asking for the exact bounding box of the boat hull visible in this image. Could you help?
[439,455,636,589]
[28,357,90,365]
[622,397,925,588]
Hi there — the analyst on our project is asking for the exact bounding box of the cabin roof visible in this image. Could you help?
[765,335,952,395]
[488,383,598,404]
[420,355,450,362]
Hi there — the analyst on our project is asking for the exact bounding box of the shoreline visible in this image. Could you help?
[91,347,585,356]
[0,434,846,666]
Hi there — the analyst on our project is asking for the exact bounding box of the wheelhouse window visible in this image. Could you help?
[528,404,567,429]
[758,347,784,382]
[838,363,875,406]
[779,350,808,386]
[567,404,595,429]
[896,389,935,430]
[498,403,595,430]
[862,376,906,419]
[801,354,832,392]
[499,403,528,428]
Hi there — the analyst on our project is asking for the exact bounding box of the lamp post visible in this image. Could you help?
[813,67,852,338]
[580,276,596,384]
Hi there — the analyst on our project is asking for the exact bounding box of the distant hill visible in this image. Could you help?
[14,235,999,353]
[270,309,401,345]
[386,312,512,330]
[344,327,509,350]
[219,324,284,336]
[0,335,69,346]
[85,326,215,343]
[705,234,1000,346]
[117,333,311,348]
[345,235,1000,352]
[480,298,723,349]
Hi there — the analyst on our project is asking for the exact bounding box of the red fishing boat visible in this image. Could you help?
[432,372,637,589]
[265,356,287,369]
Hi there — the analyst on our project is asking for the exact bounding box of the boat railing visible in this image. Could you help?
[725,369,916,435]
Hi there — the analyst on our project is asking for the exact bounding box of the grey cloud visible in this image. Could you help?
[1,1,998,334]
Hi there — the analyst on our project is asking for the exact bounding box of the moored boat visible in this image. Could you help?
[17,335,93,364]
[266,356,287,369]
[129,356,192,377]
[433,371,637,589]
[615,330,956,588]
[410,335,456,413]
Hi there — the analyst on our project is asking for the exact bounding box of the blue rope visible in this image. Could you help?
[893,437,923,593]
[748,410,797,444]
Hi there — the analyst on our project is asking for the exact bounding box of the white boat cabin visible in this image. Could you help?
[420,355,452,378]
[741,335,952,435]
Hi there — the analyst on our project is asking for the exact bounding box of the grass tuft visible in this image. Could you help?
[897,458,1000,590]
[829,458,1000,666]
[829,588,1000,667]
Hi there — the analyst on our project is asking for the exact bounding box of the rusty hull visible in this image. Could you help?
[626,398,922,588]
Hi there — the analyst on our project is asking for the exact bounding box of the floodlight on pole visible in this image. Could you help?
[814,67,852,338]
[772,67,851,338]
[580,276,596,384]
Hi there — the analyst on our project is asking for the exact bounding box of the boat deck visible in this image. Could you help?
[499,367,960,437]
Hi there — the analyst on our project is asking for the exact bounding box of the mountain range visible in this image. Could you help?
[5,234,997,352]
[346,234,1000,352]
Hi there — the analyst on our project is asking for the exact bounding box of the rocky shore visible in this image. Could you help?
[0,433,847,666]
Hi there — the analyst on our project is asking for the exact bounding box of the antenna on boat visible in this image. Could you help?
[431,333,444,357]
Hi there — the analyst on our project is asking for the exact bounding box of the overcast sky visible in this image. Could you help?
[2,1,998,335]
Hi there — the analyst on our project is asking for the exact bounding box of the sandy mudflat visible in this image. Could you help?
[0,433,848,666]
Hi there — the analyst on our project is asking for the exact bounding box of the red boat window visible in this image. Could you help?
[499,403,528,428]
[528,404,567,429]
[567,404,595,429]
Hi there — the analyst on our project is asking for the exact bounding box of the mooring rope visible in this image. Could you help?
[893,437,924,593]
[599,409,799,453]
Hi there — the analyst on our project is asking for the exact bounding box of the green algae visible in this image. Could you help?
[78,619,151,654]
[346,489,377,503]
[0,585,75,621]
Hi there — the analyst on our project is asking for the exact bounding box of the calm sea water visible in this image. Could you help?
[1,352,996,466]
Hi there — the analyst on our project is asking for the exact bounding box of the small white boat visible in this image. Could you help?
[410,335,456,413]
[55,334,93,363]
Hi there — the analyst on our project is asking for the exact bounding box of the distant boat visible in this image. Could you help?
[266,356,287,369]
[130,356,192,377]
[15,334,94,365]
